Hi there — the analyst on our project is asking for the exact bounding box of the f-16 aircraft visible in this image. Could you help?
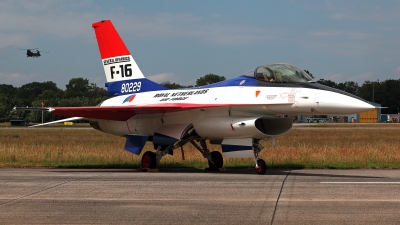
[37,20,374,174]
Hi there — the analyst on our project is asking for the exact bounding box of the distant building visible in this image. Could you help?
[357,102,381,123]
[381,114,400,123]
[10,118,27,126]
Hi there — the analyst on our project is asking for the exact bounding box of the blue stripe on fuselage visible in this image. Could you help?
[105,78,168,96]
[221,144,253,153]
[106,75,367,104]
[196,76,259,88]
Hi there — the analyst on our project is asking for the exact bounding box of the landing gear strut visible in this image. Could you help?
[253,139,266,175]
[141,144,172,169]
[191,139,224,170]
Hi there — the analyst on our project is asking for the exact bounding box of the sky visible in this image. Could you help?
[0,0,399,89]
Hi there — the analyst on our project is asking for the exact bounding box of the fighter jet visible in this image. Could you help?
[37,20,374,174]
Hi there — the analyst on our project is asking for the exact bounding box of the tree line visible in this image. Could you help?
[0,73,399,123]
[0,78,109,123]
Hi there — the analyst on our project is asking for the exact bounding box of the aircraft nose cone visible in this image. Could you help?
[316,90,375,114]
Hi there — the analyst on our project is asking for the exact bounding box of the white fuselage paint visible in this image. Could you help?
[95,85,374,137]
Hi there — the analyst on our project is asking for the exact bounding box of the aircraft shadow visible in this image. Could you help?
[50,167,383,179]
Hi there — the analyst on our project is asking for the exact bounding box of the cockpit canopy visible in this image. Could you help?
[245,63,314,83]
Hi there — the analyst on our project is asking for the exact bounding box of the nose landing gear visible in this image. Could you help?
[253,139,267,175]
[255,159,267,175]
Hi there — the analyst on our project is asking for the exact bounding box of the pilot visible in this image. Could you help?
[262,75,270,82]
[265,74,274,82]
[257,68,275,82]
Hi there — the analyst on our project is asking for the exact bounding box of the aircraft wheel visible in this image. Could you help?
[141,151,157,169]
[256,159,267,175]
[208,151,223,169]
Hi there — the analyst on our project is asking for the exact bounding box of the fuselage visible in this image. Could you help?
[93,77,374,139]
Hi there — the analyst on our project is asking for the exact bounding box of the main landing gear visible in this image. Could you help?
[208,151,223,169]
[193,139,224,170]
[140,136,266,175]
[141,151,157,169]
[141,145,173,170]
[140,138,224,171]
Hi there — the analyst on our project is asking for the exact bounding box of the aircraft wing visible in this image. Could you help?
[50,103,292,121]
[50,104,228,121]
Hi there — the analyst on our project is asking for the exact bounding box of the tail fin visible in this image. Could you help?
[92,20,168,96]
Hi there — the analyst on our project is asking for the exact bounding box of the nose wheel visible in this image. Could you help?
[253,139,267,175]
[255,159,267,175]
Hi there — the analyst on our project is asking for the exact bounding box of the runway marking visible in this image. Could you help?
[321,182,400,184]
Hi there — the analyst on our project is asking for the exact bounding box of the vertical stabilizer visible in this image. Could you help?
[92,20,168,96]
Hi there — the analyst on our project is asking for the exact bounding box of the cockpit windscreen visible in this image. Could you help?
[245,63,314,83]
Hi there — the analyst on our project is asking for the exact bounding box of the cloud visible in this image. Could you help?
[0,0,99,45]
[322,73,346,82]
[0,72,41,87]
[307,30,376,56]
[395,67,400,74]
[0,34,31,49]
[147,73,175,83]
[327,2,400,22]
[310,30,372,40]
[0,2,278,48]
[310,31,342,37]
[193,24,275,45]
[306,2,397,58]
[321,72,380,84]
[348,72,377,83]
[330,13,348,20]
[116,13,277,45]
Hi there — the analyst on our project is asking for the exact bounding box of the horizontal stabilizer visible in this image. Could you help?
[14,107,49,111]
[29,117,84,127]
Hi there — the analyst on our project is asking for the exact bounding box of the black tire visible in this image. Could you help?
[208,151,223,169]
[256,159,267,175]
[141,151,157,169]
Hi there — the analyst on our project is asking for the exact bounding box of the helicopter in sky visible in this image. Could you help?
[19,48,49,58]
